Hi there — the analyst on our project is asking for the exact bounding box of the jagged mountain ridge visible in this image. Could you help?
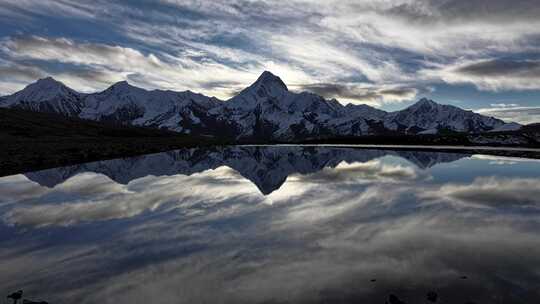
[24,146,470,195]
[79,81,220,133]
[0,72,520,140]
[383,98,512,134]
[209,71,345,140]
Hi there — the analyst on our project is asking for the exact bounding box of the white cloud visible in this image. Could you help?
[0,36,283,98]
[476,106,540,125]
[2,167,264,227]
[490,103,520,108]
[421,176,540,207]
[421,59,540,92]
[1,0,98,20]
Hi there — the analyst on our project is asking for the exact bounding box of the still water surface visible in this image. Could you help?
[1,146,540,303]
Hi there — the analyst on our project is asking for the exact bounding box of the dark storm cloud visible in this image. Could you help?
[438,0,540,21]
[388,0,540,23]
[67,67,117,84]
[380,88,419,97]
[297,83,360,99]
[296,83,418,103]
[199,80,245,91]
[456,59,540,78]
[0,63,44,81]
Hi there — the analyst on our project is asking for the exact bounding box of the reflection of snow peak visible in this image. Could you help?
[2,153,540,303]
[3,158,424,228]
[1,147,474,228]
[24,146,469,194]
[4,166,260,227]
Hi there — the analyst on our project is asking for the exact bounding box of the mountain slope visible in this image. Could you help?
[24,146,469,194]
[80,81,220,134]
[209,71,344,140]
[1,77,85,116]
[383,98,509,134]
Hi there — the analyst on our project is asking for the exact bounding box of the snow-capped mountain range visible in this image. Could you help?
[0,71,520,140]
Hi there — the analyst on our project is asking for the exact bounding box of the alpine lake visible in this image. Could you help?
[1,145,540,303]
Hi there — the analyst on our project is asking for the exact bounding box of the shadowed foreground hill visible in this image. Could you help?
[0,107,223,176]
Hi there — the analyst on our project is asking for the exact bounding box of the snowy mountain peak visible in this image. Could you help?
[237,71,288,98]
[112,80,129,85]
[343,103,387,120]
[99,80,149,98]
[409,98,438,110]
[36,76,61,85]
[14,77,74,101]
[418,97,435,104]
[255,71,288,90]
[0,76,83,115]
[108,80,138,91]
[223,71,289,112]
[30,77,67,91]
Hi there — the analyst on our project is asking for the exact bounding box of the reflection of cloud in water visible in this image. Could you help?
[2,160,422,228]
[472,154,540,166]
[6,176,539,303]
[423,177,540,207]
[1,148,540,303]
[290,160,421,184]
[472,154,540,163]
[0,175,48,204]
[3,167,262,227]
[22,146,469,194]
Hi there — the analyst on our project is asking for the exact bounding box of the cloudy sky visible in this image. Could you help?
[1,0,540,122]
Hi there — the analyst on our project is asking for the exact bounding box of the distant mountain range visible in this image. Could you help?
[25,146,469,195]
[0,71,521,141]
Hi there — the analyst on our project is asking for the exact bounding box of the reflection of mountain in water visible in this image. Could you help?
[25,146,470,194]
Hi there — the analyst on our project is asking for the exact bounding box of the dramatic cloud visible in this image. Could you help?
[1,36,272,97]
[2,167,262,228]
[0,0,539,111]
[420,59,540,93]
[2,158,425,228]
[476,106,540,125]
[453,59,540,91]
[295,83,418,105]
[0,62,44,81]
[456,60,540,78]
[422,176,540,207]
[290,160,421,184]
